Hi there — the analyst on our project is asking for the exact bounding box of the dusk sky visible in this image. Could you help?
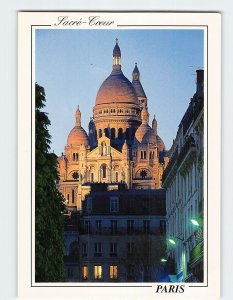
[36,29,204,155]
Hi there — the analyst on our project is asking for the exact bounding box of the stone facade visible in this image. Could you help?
[64,189,166,282]
[57,40,168,211]
[162,70,204,282]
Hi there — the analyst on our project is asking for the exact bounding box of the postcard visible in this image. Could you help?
[18,11,221,299]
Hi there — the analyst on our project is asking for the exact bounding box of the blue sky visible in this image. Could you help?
[36,29,204,155]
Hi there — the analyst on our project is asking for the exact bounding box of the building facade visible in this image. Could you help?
[57,40,168,212]
[64,188,166,282]
[162,70,204,282]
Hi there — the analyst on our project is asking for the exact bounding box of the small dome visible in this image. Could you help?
[156,135,165,152]
[67,126,89,147]
[135,124,157,144]
[58,155,66,167]
[95,71,138,105]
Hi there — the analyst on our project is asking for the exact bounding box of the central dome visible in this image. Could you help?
[95,71,138,105]
[95,39,138,106]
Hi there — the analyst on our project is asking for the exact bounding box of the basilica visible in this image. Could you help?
[57,40,168,211]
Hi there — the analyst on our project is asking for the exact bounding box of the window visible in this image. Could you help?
[72,189,75,204]
[67,267,73,279]
[99,129,102,138]
[72,171,79,180]
[95,220,102,233]
[118,128,123,139]
[115,172,119,182]
[102,165,107,178]
[127,220,134,234]
[67,193,69,204]
[94,243,102,256]
[144,151,146,159]
[110,243,117,256]
[111,128,116,139]
[104,128,109,137]
[110,197,119,212]
[84,221,91,233]
[141,151,143,159]
[69,241,78,256]
[143,220,150,233]
[94,265,102,280]
[90,172,94,182]
[127,242,135,256]
[109,265,118,280]
[126,128,130,139]
[110,220,118,234]
[82,243,88,256]
[160,220,166,234]
[127,264,135,280]
[82,266,88,280]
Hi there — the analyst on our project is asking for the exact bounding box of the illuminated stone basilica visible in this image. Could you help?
[58,40,168,210]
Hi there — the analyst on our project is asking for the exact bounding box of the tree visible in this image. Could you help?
[35,83,65,282]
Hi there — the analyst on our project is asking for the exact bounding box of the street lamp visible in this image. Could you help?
[191,218,200,227]
[161,258,167,263]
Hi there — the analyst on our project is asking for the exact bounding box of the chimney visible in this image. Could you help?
[196,69,204,97]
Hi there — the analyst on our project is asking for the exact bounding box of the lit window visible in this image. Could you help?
[109,265,118,280]
[110,197,119,212]
[94,265,102,280]
[82,265,88,280]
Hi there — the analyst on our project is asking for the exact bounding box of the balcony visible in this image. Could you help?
[189,240,204,268]
[177,136,196,171]
[162,148,178,184]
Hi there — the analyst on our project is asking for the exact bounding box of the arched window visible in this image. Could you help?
[116,172,118,182]
[118,128,123,139]
[72,189,75,204]
[91,173,94,182]
[73,153,75,161]
[104,128,109,137]
[75,153,78,161]
[102,165,107,179]
[67,194,69,204]
[126,128,130,140]
[111,128,116,139]
[99,129,102,138]
[141,151,143,159]
[144,151,146,159]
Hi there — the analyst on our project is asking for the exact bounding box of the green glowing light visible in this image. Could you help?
[169,238,176,245]
[191,219,200,226]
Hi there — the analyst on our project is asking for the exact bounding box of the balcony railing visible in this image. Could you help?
[177,136,196,167]
[162,147,178,183]
[79,226,164,236]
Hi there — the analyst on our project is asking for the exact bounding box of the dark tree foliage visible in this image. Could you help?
[35,83,65,282]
